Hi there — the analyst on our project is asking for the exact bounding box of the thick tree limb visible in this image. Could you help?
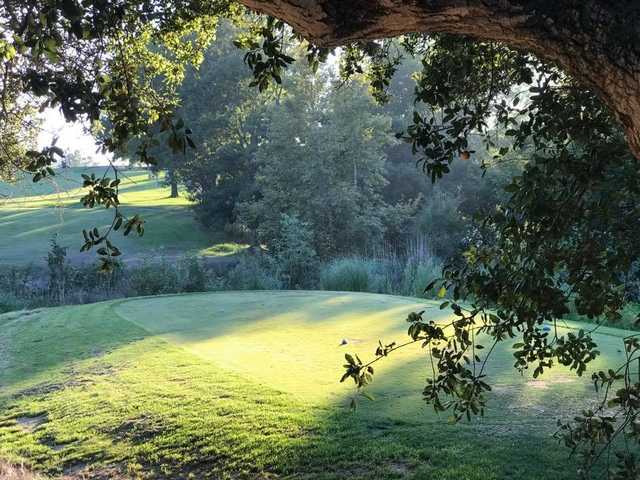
[239,0,640,158]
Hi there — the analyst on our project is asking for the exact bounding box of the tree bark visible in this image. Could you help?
[168,169,179,198]
[170,178,179,198]
[239,0,640,158]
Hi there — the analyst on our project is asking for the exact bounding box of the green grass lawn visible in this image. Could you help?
[0,167,246,265]
[0,291,631,479]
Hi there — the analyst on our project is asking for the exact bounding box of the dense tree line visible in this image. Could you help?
[122,27,516,265]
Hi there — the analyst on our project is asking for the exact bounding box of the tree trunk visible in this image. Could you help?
[168,169,179,198]
[239,0,640,158]
[170,177,179,198]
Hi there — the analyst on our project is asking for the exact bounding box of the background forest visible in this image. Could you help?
[108,24,519,292]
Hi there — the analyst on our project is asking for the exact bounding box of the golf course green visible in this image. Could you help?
[0,291,630,478]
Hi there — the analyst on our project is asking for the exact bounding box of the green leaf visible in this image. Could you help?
[424,279,437,292]
[360,391,375,401]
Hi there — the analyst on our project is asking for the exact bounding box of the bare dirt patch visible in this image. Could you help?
[15,364,118,400]
[387,460,415,476]
[60,458,124,479]
[38,433,73,452]
[16,379,88,398]
[15,413,48,432]
[110,414,168,443]
[61,463,89,479]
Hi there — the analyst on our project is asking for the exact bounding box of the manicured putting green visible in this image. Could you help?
[115,291,438,404]
[115,291,629,419]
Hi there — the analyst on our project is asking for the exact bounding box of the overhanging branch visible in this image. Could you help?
[239,0,640,159]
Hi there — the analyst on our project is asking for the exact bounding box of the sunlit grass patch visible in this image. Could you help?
[199,242,249,257]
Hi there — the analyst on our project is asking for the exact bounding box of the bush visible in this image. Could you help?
[320,257,377,292]
[0,292,26,313]
[0,265,46,311]
[273,214,319,289]
[72,261,124,295]
[47,235,70,304]
[320,239,442,298]
[0,236,443,314]
[416,191,467,260]
[399,239,442,298]
[179,255,207,292]
[226,254,282,290]
[127,258,179,296]
[400,258,442,298]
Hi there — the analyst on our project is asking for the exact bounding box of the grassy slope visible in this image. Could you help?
[0,291,632,479]
[0,167,242,265]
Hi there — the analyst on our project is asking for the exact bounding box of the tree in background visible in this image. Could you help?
[112,21,263,205]
[171,20,264,207]
[0,48,39,182]
[129,33,512,266]
[176,22,271,230]
[61,149,91,168]
[237,60,418,257]
[273,213,318,289]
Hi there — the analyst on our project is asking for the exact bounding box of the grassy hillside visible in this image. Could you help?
[0,167,241,266]
[0,291,630,479]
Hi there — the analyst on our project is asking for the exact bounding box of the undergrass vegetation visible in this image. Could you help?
[0,461,46,480]
[0,291,629,478]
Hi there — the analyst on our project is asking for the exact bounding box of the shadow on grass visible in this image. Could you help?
[0,168,155,200]
[0,302,148,396]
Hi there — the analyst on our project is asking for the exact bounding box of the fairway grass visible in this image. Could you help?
[0,291,631,479]
[0,167,242,265]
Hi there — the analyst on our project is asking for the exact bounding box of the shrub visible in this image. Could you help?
[273,214,319,289]
[226,254,282,290]
[0,265,46,310]
[73,261,124,294]
[47,235,70,304]
[205,274,229,291]
[0,292,26,313]
[400,258,442,298]
[320,257,376,292]
[399,240,442,298]
[179,255,207,292]
[320,238,442,298]
[127,258,179,296]
[416,191,467,260]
